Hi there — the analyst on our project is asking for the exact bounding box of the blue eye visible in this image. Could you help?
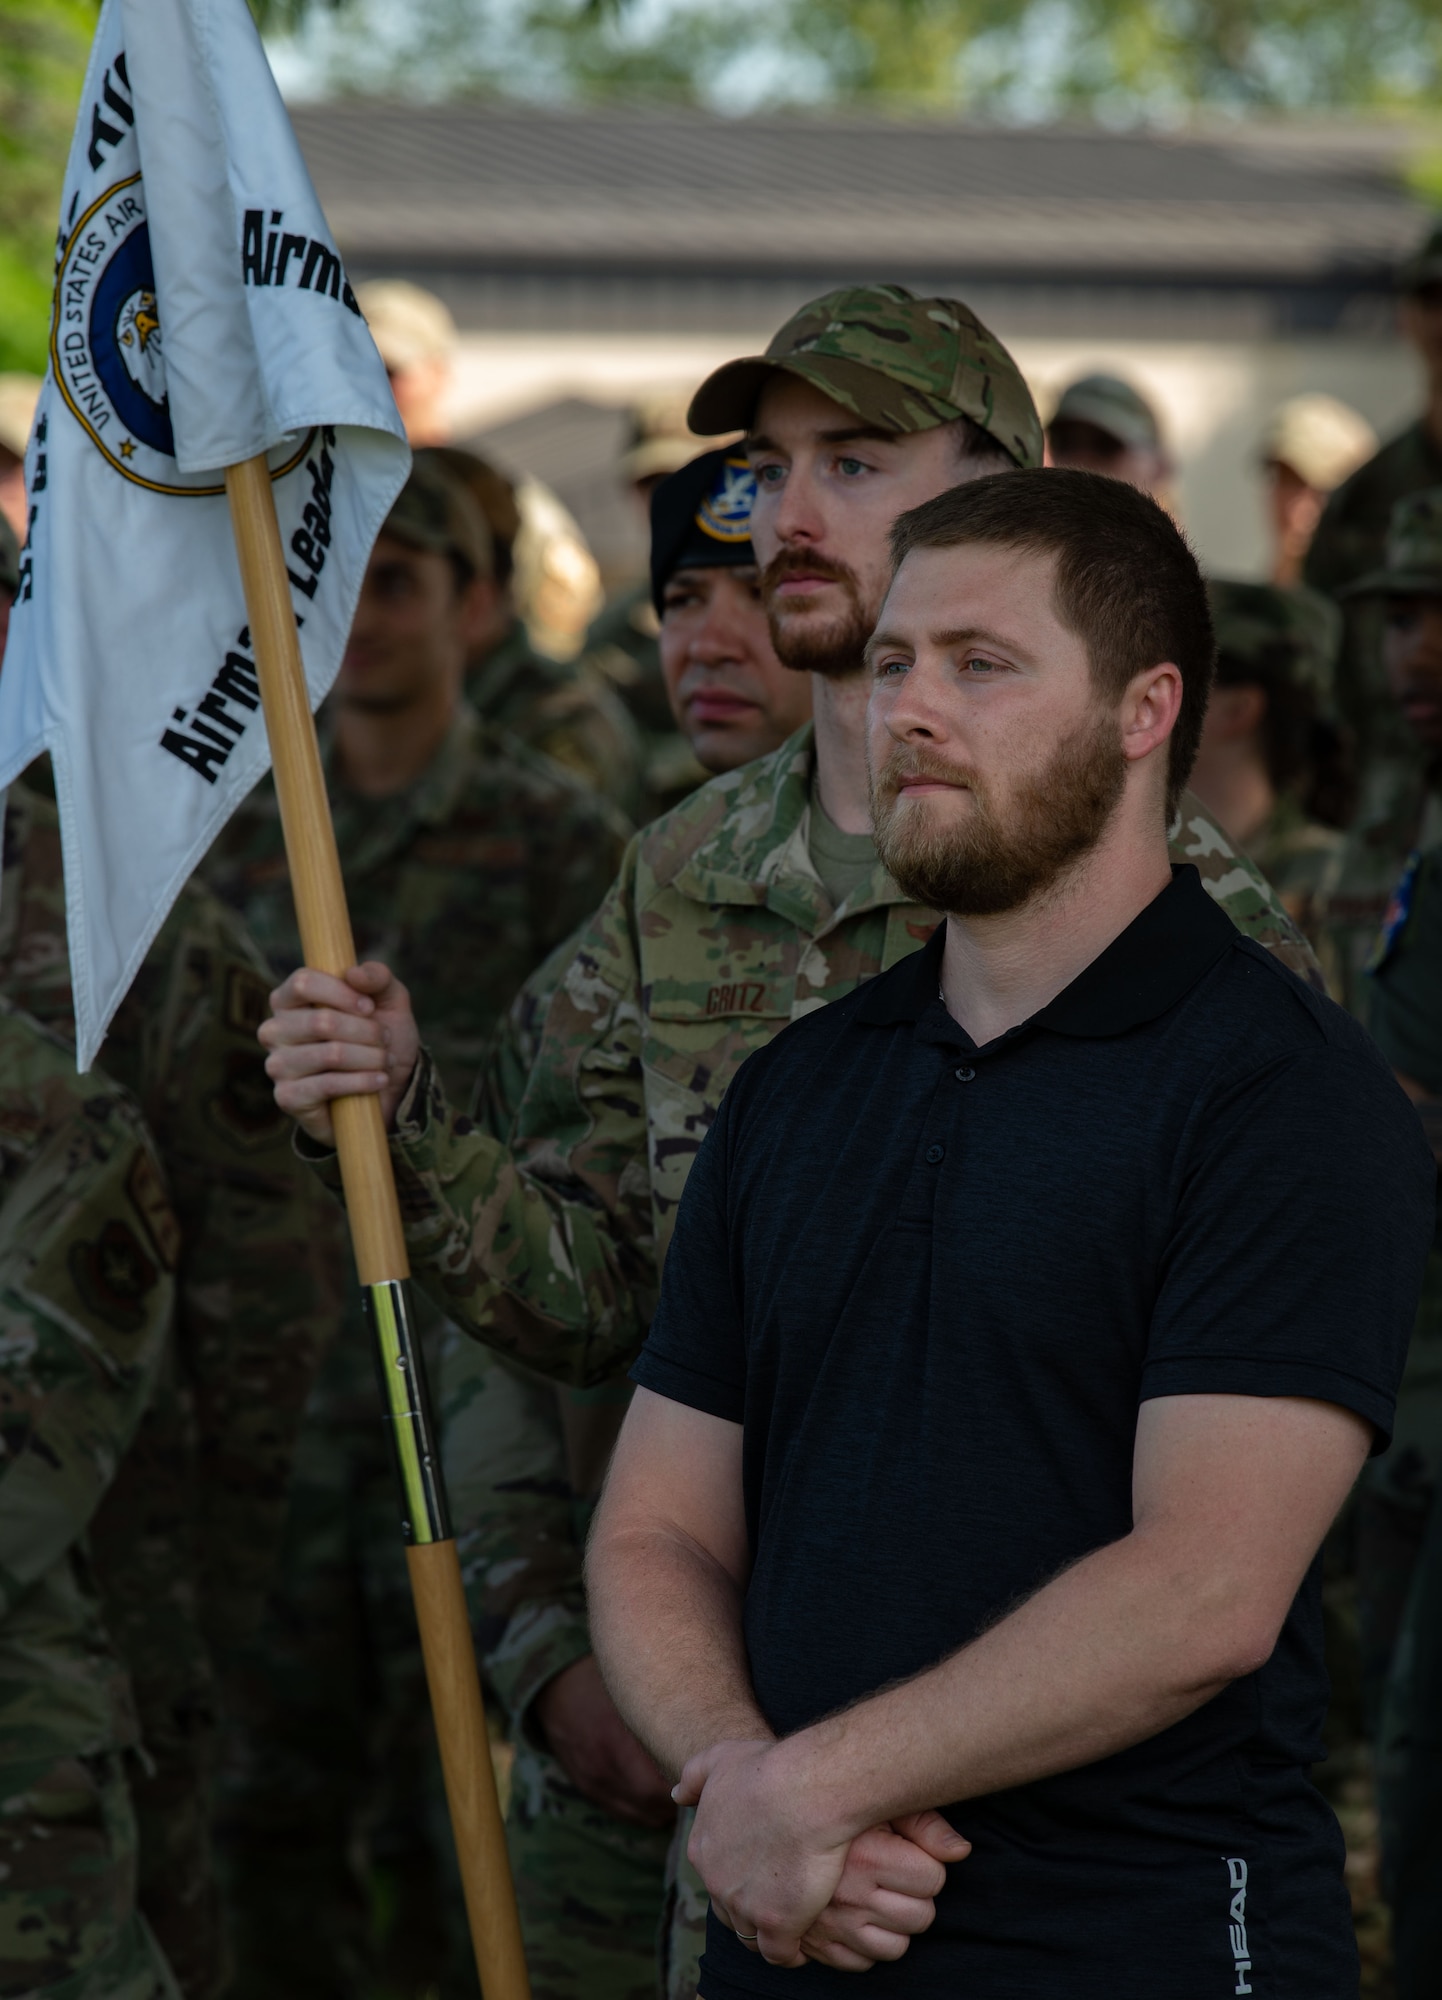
[837,457,865,476]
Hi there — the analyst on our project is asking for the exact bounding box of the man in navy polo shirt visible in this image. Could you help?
[588,468,1436,1997]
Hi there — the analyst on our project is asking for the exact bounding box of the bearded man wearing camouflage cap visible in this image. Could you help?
[263,285,1325,1995]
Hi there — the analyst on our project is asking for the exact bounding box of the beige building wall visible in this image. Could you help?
[447,327,1418,582]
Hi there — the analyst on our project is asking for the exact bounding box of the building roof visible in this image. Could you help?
[293,101,1427,331]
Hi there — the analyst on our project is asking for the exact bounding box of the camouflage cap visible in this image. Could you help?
[1049,373,1162,454]
[1397,219,1442,295]
[1341,488,1442,599]
[354,280,457,370]
[688,284,1043,469]
[620,390,718,486]
[381,449,494,579]
[0,509,18,596]
[1259,392,1376,492]
[1206,578,1339,703]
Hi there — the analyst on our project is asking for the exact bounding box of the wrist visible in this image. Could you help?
[764,1727,867,1849]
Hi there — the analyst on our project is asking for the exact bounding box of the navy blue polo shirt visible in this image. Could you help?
[633,866,1435,2000]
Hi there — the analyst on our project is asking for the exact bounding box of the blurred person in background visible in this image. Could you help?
[1307,221,1442,779]
[1187,579,1351,944]
[1045,371,1174,507]
[0,373,41,542]
[582,393,736,813]
[1308,496,1442,1983]
[1261,393,1377,590]
[355,279,456,446]
[355,282,644,814]
[1314,490,1442,1016]
[434,445,646,820]
[208,452,628,2000]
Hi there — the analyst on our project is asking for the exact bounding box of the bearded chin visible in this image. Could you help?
[766,596,875,683]
[874,715,1128,917]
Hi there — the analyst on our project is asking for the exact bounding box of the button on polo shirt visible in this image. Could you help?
[634,866,1435,2000]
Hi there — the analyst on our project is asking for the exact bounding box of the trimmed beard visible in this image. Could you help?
[870,708,1128,917]
[761,547,874,682]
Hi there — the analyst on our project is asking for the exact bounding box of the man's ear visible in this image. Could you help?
[1121,661,1184,766]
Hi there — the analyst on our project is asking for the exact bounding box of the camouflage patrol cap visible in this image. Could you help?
[1049,374,1162,454]
[381,449,494,580]
[1397,219,1442,295]
[0,510,18,597]
[1206,578,1339,703]
[688,284,1043,470]
[1342,488,1442,599]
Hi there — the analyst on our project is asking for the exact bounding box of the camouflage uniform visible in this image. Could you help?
[468,616,648,826]
[1203,578,1346,949]
[206,702,631,1999]
[0,777,341,1999]
[0,1000,181,2000]
[580,582,708,818]
[1305,429,1442,784]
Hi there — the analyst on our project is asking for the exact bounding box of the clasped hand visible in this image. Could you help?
[674,1738,969,1972]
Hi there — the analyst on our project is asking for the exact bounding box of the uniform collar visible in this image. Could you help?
[663,722,913,932]
[858,865,1236,1040]
[325,701,487,876]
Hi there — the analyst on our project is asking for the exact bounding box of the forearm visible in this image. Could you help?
[588,1521,770,1778]
[782,1525,1248,1843]
[310,1049,658,1386]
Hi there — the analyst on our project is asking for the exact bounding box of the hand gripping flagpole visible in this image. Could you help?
[224,453,531,2000]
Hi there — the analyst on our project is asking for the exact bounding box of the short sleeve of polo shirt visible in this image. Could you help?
[1369,846,1442,1098]
[632,1093,746,1423]
[1142,1040,1434,1446]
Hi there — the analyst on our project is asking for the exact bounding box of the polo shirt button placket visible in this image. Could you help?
[925,1143,945,1165]
[954,1065,976,1083]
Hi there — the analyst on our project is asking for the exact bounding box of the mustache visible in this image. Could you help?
[760,547,862,599]
[870,747,980,800]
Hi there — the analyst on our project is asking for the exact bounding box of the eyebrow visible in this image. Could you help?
[747,425,902,455]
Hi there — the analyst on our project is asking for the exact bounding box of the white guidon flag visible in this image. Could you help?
[0,0,409,1066]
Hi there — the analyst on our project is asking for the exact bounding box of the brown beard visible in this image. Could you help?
[761,547,875,682]
[870,708,1128,916]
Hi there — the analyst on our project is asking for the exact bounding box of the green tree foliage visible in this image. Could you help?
[257,0,1442,114]
[0,0,92,372]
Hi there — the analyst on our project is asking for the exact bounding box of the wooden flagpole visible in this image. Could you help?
[224,452,531,2000]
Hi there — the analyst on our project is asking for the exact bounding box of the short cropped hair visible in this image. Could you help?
[889,467,1215,815]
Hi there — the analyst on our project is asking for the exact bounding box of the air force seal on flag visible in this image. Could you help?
[53,175,312,496]
[696,455,756,543]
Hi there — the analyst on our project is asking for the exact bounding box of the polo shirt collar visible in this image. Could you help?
[857,865,1236,1040]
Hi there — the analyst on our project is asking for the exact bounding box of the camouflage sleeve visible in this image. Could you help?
[526,671,647,828]
[437,930,610,1728]
[440,1332,594,1732]
[108,889,345,1662]
[312,840,655,1386]
[0,1052,175,1612]
[1169,790,1326,991]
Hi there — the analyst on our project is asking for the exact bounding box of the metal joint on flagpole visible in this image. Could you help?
[363,1279,450,1545]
